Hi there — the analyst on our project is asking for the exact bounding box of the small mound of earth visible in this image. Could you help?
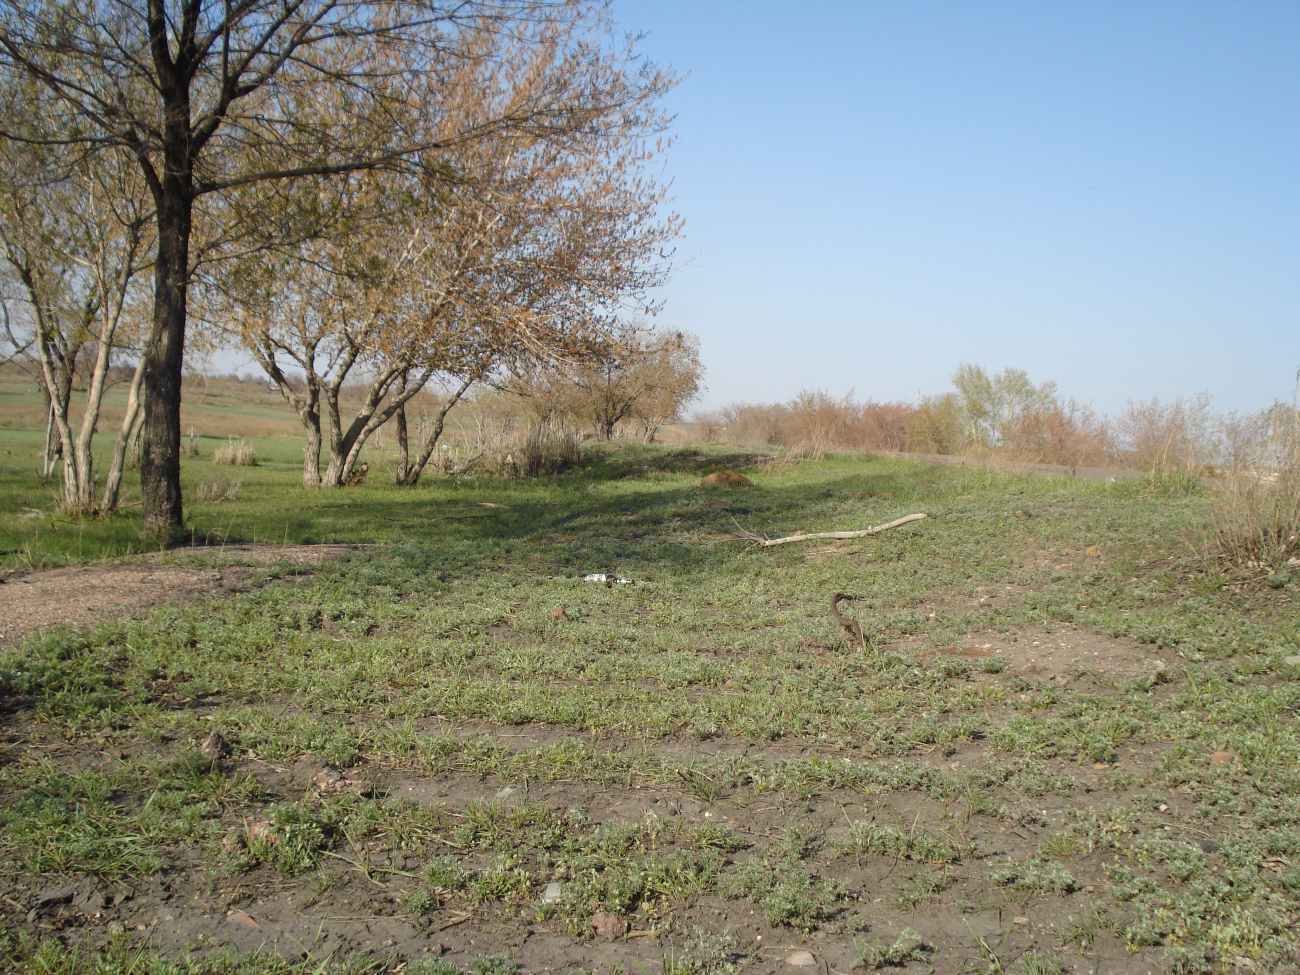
[700,470,750,488]
[0,544,366,649]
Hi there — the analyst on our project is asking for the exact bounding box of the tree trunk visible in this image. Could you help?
[140,174,191,535]
[42,401,57,478]
[394,370,411,483]
[102,402,143,513]
[302,402,323,487]
[395,405,410,480]
[399,376,475,486]
[321,385,351,487]
[321,365,432,487]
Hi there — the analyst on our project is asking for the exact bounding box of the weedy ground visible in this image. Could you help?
[1,438,1299,975]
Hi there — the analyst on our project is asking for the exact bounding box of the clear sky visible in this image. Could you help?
[612,1,1300,415]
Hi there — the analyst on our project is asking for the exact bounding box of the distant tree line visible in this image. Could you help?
[697,363,1299,474]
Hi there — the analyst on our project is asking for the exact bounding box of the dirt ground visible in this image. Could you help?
[0,550,1184,974]
[4,719,1173,975]
[0,544,368,648]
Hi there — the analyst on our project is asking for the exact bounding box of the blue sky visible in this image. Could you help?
[612,1,1300,415]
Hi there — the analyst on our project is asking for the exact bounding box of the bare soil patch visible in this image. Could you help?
[0,544,366,648]
[0,741,1172,975]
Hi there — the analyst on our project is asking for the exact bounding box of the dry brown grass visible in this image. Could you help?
[511,421,585,477]
[1211,405,1300,567]
[1212,471,1300,568]
[212,438,258,466]
[194,476,242,502]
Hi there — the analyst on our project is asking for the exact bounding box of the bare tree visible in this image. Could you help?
[0,0,672,535]
[210,19,679,487]
[0,121,154,514]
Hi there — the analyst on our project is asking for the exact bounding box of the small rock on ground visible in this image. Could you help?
[200,731,232,760]
[311,766,373,795]
[590,912,627,941]
[785,950,817,967]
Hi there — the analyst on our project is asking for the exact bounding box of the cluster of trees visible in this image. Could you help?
[699,364,1296,474]
[510,325,703,442]
[0,0,684,529]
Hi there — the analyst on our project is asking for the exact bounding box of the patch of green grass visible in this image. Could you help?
[894,868,951,910]
[988,858,1077,896]
[721,856,839,931]
[854,928,932,969]
[249,802,333,875]
[0,931,395,974]
[837,821,970,864]
[1,754,260,879]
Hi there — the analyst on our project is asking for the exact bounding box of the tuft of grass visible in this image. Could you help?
[989,858,1076,896]
[213,437,258,466]
[195,475,241,501]
[894,868,950,910]
[1212,470,1300,568]
[854,928,932,970]
[838,821,969,864]
[721,857,833,931]
[247,802,332,875]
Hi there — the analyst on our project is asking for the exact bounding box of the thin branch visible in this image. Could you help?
[733,513,928,548]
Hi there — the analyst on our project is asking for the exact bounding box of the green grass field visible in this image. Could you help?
[1,394,1299,974]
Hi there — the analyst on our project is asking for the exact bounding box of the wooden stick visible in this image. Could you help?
[743,513,927,547]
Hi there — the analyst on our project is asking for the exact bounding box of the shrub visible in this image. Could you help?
[195,477,241,502]
[1117,393,1218,472]
[509,421,584,477]
[1213,470,1300,568]
[213,438,257,466]
[1212,403,1300,566]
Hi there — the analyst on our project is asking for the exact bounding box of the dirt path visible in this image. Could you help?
[0,544,367,648]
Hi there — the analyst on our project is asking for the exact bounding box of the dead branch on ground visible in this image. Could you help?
[732,513,926,547]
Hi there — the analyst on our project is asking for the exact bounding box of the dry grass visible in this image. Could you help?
[511,420,585,477]
[212,438,257,467]
[1212,472,1300,568]
[1211,405,1300,567]
[194,476,242,502]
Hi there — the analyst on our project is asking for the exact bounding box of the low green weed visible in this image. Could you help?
[988,858,1076,896]
[838,821,969,864]
[854,928,932,969]
[721,858,834,931]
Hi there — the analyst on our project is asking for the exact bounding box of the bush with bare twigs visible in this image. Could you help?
[1212,403,1300,567]
[1213,471,1300,568]
[1118,394,1219,472]
[1001,399,1115,468]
